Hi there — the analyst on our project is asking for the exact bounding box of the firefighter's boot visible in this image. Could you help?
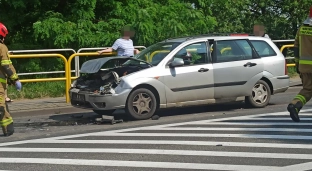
[2,122,14,136]
[287,101,303,122]
[0,106,14,136]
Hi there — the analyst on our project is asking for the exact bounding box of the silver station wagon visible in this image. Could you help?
[69,35,290,120]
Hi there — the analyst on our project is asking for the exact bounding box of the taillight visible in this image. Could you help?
[285,59,288,75]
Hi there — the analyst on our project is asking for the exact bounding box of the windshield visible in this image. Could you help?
[123,41,182,66]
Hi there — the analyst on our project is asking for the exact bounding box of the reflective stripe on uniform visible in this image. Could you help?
[299,32,302,57]
[9,73,18,80]
[1,59,12,66]
[299,60,312,65]
[294,94,307,105]
[298,56,312,65]
[0,117,13,127]
[0,72,7,83]
[0,78,6,83]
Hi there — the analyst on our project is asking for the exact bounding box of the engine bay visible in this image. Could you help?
[73,64,146,95]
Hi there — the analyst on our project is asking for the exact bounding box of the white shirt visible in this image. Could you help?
[112,38,134,57]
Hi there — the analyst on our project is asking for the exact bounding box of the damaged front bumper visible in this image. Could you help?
[70,88,131,110]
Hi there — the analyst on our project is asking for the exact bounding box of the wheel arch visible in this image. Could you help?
[260,77,273,95]
[128,84,160,109]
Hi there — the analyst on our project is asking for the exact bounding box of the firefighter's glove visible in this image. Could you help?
[15,80,22,91]
[295,62,300,74]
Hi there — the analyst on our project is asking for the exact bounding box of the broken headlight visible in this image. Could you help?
[99,83,115,95]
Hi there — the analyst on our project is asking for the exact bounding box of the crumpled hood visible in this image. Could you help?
[80,56,131,73]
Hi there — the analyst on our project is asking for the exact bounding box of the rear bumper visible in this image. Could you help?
[271,75,290,94]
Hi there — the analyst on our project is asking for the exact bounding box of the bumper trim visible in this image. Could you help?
[276,75,290,79]
[87,89,131,110]
[273,86,289,94]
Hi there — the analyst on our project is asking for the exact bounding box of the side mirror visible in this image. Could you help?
[169,58,184,68]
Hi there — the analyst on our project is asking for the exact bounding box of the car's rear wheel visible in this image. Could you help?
[245,80,271,108]
[126,88,157,120]
[93,109,116,116]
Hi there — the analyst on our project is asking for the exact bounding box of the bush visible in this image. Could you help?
[7,81,65,100]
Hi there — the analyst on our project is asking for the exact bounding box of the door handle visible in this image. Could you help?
[198,68,209,72]
[244,62,257,67]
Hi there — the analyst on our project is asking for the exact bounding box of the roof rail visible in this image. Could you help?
[198,33,252,37]
[165,33,255,41]
[184,33,253,40]
[165,35,192,41]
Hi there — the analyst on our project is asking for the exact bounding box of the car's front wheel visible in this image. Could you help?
[245,80,271,108]
[126,88,157,120]
[93,109,116,116]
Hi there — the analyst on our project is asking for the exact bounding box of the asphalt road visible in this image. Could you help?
[1,86,312,171]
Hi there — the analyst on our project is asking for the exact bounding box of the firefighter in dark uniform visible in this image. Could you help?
[0,22,21,136]
[287,7,312,122]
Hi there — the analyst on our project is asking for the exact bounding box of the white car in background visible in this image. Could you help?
[69,35,289,120]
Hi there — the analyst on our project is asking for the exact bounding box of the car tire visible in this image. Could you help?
[245,80,271,108]
[93,109,116,116]
[126,88,157,120]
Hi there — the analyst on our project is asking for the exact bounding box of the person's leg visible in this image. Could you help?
[0,83,13,136]
[288,73,312,122]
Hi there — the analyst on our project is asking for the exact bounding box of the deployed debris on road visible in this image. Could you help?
[151,115,160,120]
[95,115,123,125]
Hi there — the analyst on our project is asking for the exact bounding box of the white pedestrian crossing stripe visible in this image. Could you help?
[1,109,312,171]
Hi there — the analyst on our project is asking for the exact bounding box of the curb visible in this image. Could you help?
[8,106,72,113]
[289,81,302,87]
[10,106,92,118]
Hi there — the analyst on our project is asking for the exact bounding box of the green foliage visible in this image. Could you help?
[190,53,202,64]
[7,81,66,99]
[31,0,216,49]
[2,0,309,52]
[287,67,298,78]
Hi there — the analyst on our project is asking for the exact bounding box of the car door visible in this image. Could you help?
[212,39,264,98]
[160,41,215,106]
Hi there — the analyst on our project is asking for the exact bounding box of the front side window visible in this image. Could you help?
[214,39,253,63]
[168,42,209,67]
[250,40,277,57]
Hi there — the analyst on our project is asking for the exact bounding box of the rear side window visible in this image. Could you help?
[250,40,277,57]
[214,39,253,63]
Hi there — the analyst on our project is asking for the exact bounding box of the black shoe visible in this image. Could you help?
[3,122,14,137]
[3,132,13,137]
[287,104,300,122]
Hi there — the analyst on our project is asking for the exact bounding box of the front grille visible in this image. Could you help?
[71,100,93,109]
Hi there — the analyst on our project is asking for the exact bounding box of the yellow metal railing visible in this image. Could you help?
[149,50,170,62]
[280,44,295,67]
[9,53,70,102]
[280,44,294,53]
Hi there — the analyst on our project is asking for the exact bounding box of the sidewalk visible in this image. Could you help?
[7,97,71,113]
[289,75,302,86]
